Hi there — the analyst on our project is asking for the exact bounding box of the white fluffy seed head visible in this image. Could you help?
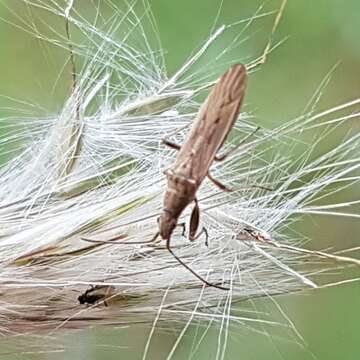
[0,0,359,342]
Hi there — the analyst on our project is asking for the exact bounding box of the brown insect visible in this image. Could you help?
[154,64,248,290]
[82,65,253,289]
[80,0,288,289]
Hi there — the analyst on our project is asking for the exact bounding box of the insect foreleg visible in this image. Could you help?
[189,198,200,239]
[190,227,209,247]
[176,222,186,236]
[162,138,181,151]
[189,198,209,246]
[188,199,209,246]
[165,236,229,290]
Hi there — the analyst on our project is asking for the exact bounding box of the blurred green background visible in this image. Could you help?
[0,0,359,359]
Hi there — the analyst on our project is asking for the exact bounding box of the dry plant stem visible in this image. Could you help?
[58,1,83,178]
[65,2,77,99]
[246,0,288,71]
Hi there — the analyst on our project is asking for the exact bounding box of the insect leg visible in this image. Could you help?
[188,198,200,240]
[190,227,209,247]
[165,236,229,290]
[214,126,260,162]
[188,199,209,247]
[207,172,233,192]
[208,171,273,194]
[207,174,273,192]
[103,286,113,307]
[162,138,181,151]
[176,222,186,237]
[161,121,197,151]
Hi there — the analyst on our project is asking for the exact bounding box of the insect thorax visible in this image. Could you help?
[165,171,196,207]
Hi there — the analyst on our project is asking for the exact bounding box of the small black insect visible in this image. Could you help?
[78,285,114,306]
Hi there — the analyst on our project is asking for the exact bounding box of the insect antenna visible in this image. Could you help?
[82,232,160,245]
[165,238,229,290]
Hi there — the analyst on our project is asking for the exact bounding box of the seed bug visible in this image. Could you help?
[152,64,247,290]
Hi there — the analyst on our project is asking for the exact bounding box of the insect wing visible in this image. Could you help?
[172,64,247,182]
